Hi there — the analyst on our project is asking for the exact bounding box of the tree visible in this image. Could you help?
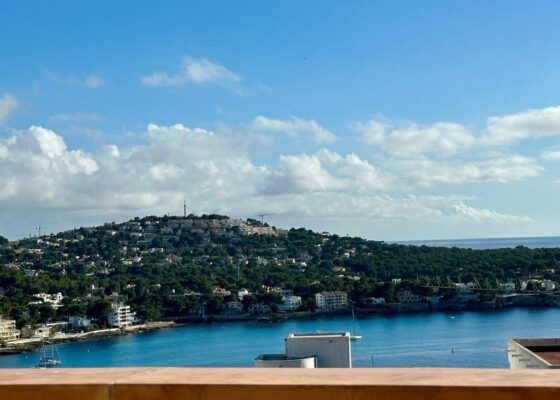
[136,305,160,321]
[87,300,113,326]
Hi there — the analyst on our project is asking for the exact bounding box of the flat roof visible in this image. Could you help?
[288,332,350,338]
[510,338,560,367]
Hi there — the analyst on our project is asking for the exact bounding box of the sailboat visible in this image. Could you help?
[350,307,362,340]
[35,341,62,368]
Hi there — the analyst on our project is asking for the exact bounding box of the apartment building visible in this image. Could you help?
[0,317,20,342]
[108,303,136,328]
[315,291,348,311]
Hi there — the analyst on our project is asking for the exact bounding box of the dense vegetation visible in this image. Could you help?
[1,215,559,328]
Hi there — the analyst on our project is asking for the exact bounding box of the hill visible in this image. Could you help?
[1,214,560,328]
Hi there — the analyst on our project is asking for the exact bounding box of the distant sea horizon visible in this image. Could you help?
[395,236,560,249]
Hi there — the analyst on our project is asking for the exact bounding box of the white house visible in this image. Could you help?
[31,292,64,308]
[68,316,92,329]
[278,295,302,312]
[237,288,250,300]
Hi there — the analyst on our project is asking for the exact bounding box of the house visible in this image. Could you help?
[33,322,68,338]
[68,316,92,329]
[396,290,424,304]
[224,301,244,315]
[249,303,271,315]
[364,297,386,306]
[278,295,302,312]
[212,286,231,297]
[237,289,250,300]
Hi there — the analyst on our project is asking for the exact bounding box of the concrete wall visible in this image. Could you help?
[5,368,560,400]
[507,339,549,369]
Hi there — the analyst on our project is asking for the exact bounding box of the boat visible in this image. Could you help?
[35,341,62,368]
[350,307,362,340]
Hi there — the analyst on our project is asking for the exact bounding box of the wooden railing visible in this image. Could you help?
[1,367,560,400]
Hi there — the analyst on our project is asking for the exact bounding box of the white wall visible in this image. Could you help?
[285,333,351,368]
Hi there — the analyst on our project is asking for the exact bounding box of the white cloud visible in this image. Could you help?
[358,120,475,156]
[0,93,18,122]
[451,203,530,223]
[248,193,529,224]
[358,105,560,155]
[0,126,98,206]
[253,116,336,144]
[141,57,241,87]
[542,146,560,161]
[355,120,386,145]
[357,120,476,156]
[483,105,560,145]
[394,155,543,187]
[0,123,531,237]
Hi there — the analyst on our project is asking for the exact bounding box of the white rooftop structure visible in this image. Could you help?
[255,332,351,368]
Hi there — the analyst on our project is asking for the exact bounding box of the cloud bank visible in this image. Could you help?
[0,123,531,230]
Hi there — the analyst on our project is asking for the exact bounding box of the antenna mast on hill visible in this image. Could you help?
[183,200,187,218]
[257,213,275,224]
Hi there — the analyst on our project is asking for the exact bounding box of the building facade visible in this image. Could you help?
[108,303,136,328]
[396,290,424,304]
[255,332,352,368]
[0,317,20,342]
[278,295,302,312]
[315,291,348,311]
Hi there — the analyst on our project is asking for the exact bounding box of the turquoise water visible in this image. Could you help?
[2,308,559,368]
[397,236,560,249]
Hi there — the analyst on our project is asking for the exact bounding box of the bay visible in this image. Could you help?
[1,307,559,369]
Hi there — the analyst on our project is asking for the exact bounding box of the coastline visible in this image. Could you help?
[3,299,559,357]
[0,321,179,356]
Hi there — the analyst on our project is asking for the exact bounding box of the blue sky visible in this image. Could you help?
[1,1,560,240]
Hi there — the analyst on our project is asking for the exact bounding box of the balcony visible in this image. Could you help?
[1,368,560,400]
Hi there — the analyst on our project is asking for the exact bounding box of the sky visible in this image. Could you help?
[1,0,560,241]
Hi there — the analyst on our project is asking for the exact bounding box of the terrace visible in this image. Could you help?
[1,367,560,400]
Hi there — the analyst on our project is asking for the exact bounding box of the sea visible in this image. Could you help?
[1,235,559,369]
[396,235,560,249]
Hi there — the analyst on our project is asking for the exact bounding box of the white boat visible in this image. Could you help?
[35,341,62,368]
[350,307,362,340]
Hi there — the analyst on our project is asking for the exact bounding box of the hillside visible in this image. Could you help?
[1,214,560,328]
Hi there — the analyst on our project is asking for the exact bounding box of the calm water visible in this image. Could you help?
[2,308,560,368]
[397,236,560,249]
